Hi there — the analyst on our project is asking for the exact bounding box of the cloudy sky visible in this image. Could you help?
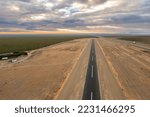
[0,0,150,34]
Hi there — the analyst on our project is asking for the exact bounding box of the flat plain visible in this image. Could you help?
[0,39,88,99]
[96,38,150,99]
[0,36,150,100]
[0,34,91,54]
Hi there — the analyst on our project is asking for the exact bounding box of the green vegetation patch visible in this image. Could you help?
[0,34,91,54]
[0,51,28,59]
[118,36,150,44]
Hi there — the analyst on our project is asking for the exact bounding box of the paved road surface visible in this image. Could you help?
[82,40,100,100]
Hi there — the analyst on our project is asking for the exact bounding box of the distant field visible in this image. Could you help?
[94,34,150,45]
[117,36,150,44]
[0,34,91,54]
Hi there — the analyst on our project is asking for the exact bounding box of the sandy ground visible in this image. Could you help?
[56,39,91,100]
[0,39,88,99]
[97,38,150,99]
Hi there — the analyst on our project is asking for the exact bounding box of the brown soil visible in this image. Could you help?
[0,39,87,99]
[97,38,150,99]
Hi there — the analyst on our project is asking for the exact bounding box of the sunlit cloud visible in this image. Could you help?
[10,5,20,11]
[57,28,84,33]
[30,14,47,21]
[0,0,149,34]
[44,3,54,9]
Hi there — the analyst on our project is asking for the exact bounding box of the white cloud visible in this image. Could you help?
[0,0,149,34]
[30,14,47,21]
[44,2,54,9]
[10,5,20,11]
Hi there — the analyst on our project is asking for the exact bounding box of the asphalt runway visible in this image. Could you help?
[82,40,101,100]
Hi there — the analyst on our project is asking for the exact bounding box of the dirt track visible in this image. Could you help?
[0,39,88,99]
[96,38,150,99]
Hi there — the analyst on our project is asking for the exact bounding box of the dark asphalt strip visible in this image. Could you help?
[82,40,101,100]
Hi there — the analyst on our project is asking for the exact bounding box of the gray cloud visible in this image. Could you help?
[75,0,108,5]
[0,0,149,34]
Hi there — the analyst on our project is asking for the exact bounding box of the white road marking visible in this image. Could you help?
[92,56,94,61]
[91,92,93,100]
[91,65,93,78]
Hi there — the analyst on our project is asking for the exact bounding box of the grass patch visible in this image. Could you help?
[0,34,91,54]
[117,36,150,44]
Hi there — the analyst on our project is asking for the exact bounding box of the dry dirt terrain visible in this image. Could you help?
[0,39,88,99]
[0,37,149,100]
[96,38,150,99]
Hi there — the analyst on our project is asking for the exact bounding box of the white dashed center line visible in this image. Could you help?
[91,92,93,100]
[92,56,94,61]
[91,65,93,78]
